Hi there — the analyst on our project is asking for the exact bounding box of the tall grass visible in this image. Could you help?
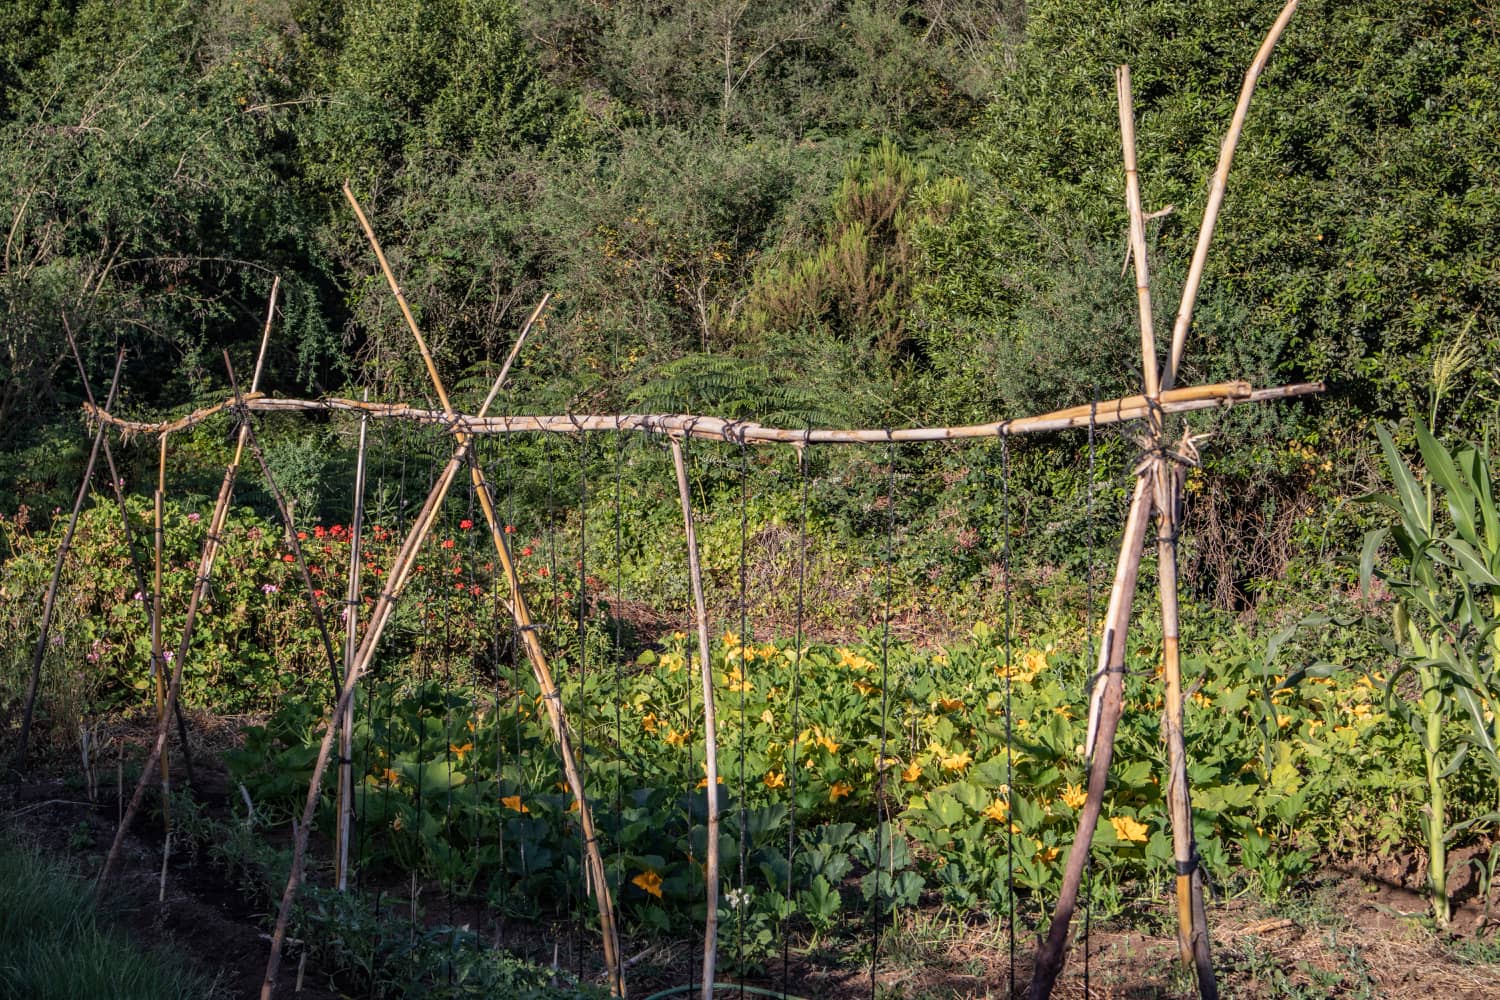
[0,840,222,999]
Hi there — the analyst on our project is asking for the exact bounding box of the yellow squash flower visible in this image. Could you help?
[828,781,854,803]
[632,870,664,899]
[501,795,530,814]
[1109,815,1149,843]
[935,696,964,712]
[982,799,1009,823]
[450,741,473,761]
[1060,783,1087,810]
[1035,842,1060,864]
[641,711,661,734]
[665,728,690,747]
[901,762,923,783]
[940,749,972,772]
[764,771,786,789]
[853,679,878,697]
[380,767,400,786]
[760,709,774,725]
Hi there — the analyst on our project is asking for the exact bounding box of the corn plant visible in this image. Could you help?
[1363,420,1500,926]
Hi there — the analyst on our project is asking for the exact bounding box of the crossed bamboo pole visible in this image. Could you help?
[1032,4,1299,997]
[98,279,277,890]
[264,184,630,998]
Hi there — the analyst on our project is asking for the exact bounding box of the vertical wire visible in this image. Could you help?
[575,432,589,982]
[682,435,697,999]
[782,439,810,996]
[1084,392,1099,996]
[441,485,457,982]
[1001,431,1016,997]
[870,437,897,999]
[613,421,627,906]
[735,442,750,999]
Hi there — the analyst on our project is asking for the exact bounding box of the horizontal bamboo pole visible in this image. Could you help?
[84,380,1323,443]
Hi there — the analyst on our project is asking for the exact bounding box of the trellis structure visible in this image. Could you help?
[18,3,1317,997]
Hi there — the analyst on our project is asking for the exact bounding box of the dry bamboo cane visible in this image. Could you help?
[670,438,722,1000]
[260,437,470,999]
[63,325,195,779]
[1164,0,1299,390]
[1154,444,1216,997]
[13,349,125,769]
[1116,63,1213,991]
[1117,63,1161,408]
[1030,472,1156,1000]
[259,335,541,997]
[341,184,627,992]
[466,451,625,996]
[84,380,1294,442]
[99,277,278,888]
[336,392,370,893]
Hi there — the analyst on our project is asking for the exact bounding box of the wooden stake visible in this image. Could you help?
[260,341,546,997]
[670,437,721,1000]
[336,392,370,893]
[1031,472,1156,999]
[1164,0,1299,389]
[14,348,124,769]
[100,276,278,887]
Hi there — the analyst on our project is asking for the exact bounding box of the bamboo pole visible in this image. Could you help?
[259,315,558,997]
[83,379,1325,441]
[14,348,125,769]
[336,391,370,893]
[99,277,278,888]
[62,324,195,781]
[1116,64,1215,995]
[341,182,626,994]
[1030,471,1156,999]
[1117,64,1161,409]
[670,438,722,999]
[1154,437,1216,995]
[1163,0,1299,390]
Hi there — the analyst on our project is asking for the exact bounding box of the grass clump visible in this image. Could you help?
[0,840,222,1000]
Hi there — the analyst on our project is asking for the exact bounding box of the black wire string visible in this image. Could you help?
[870,436,897,999]
[736,442,750,1000]
[1084,392,1099,998]
[1001,431,1016,998]
[575,429,589,984]
[782,437,810,997]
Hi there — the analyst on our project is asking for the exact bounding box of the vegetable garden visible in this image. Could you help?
[4,3,1500,999]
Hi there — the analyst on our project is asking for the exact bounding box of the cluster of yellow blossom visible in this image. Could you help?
[836,647,878,672]
[632,869,663,898]
[1109,815,1149,843]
